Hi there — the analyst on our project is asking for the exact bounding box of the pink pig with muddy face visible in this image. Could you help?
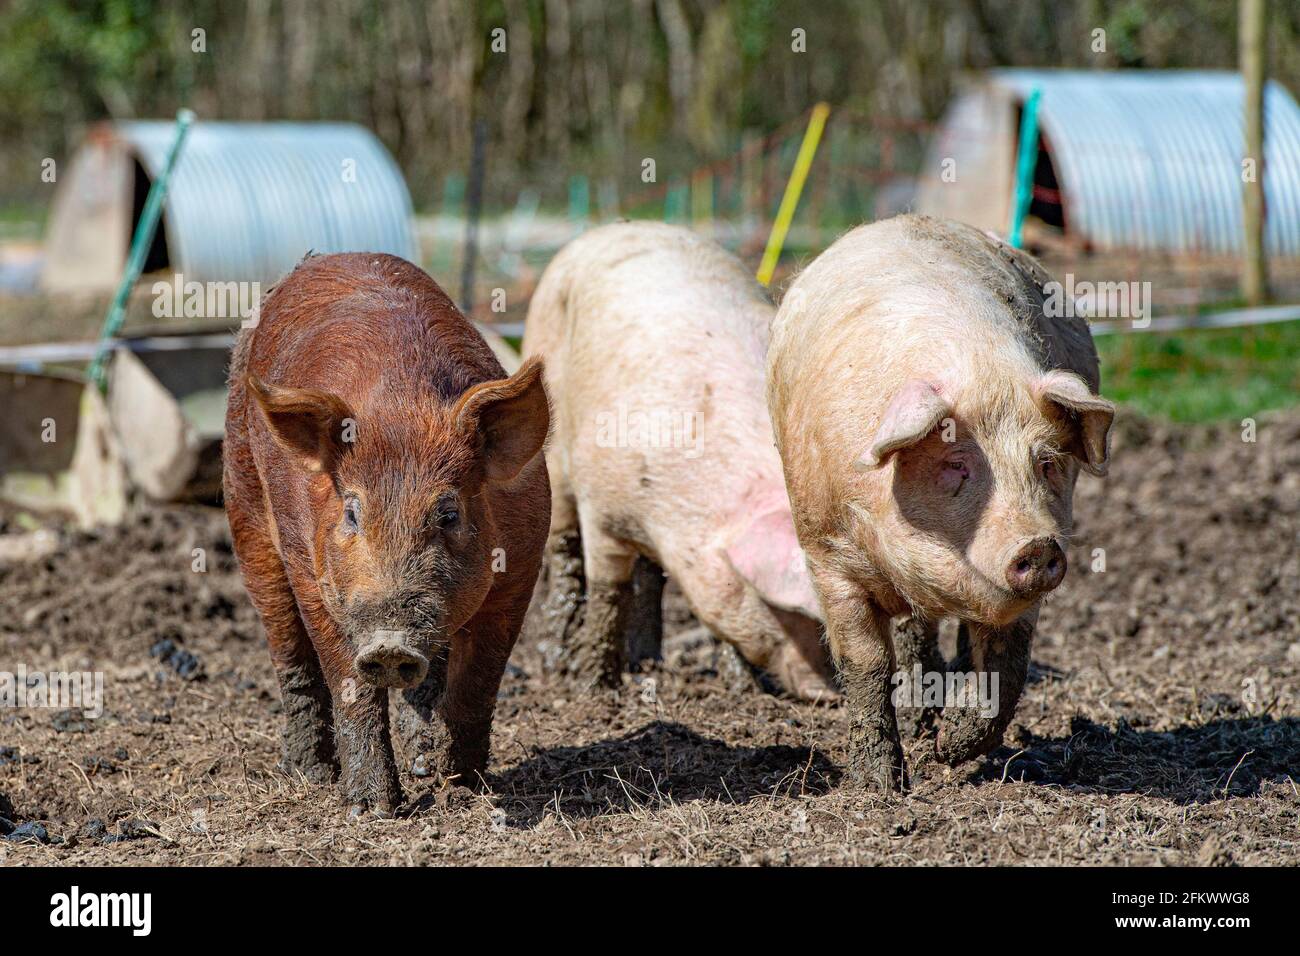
[767,215,1115,789]
[523,221,837,700]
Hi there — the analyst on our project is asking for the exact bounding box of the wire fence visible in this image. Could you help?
[427,103,1300,336]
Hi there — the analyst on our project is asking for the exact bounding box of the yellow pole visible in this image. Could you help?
[692,167,713,231]
[757,102,831,287]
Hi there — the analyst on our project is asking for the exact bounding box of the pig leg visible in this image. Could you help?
[270,618,337,783]
[891,614,943,740]
[816,571,905,791]
[293,596,403,816]
[955,620,972,662]
[534,495,587,665]
[768,607,841,703]
[934,613,1035,766]
[394,648,451,781]
[438,612,523,787]
[331,677,403,816]
[227,503,335,782]
[566,525,634,689]
[625,556,665,668]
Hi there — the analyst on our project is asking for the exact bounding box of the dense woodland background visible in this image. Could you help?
[2,0,1298,210]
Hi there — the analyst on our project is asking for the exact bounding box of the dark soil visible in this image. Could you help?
[1,410,1297,866]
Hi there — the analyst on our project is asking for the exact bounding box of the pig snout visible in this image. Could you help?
[1004,538,1066,598]
[354,630,429,688]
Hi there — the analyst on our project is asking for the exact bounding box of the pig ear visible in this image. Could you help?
[724,509,823,621]
[1037,370,1115,477]
[454,356,550,482]
[856,379,953,469]
[247,374,354,474]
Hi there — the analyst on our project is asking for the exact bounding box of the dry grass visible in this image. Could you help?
[1,409,1297,866]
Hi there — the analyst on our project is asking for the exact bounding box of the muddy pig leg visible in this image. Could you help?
[330,673,403,816]
[955,619,972,662]
[532,493,587,670]
[891,614,943,741]
[767,608,841,703]
[438,612,521,787]
[816,570,905,792]
[625,556,665,669]
[934,612,1035,766]
[294,592,402,816]
[565,524,635,690]
[394,649,451,781]
[228,503,336,782]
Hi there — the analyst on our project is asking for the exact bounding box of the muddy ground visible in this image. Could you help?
[1,409,1297,866]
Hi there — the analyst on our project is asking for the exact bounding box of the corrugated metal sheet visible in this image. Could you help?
[118,121,416,282]
[989,70,1300,255]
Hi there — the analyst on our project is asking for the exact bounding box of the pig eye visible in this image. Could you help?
[1039,457,1059,481]
[432,495,461,531]
[342,496,362,534]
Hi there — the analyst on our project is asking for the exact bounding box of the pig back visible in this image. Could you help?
[919,216,1100,390]
[524,222,785,549]
[237,252,506,415]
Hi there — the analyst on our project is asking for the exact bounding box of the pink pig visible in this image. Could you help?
[767,215,1115,789]
[523,221,836,700]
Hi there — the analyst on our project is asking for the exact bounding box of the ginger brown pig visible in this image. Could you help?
[767,215,1114,790]
[522,222,836,701]
[224,253,550,815]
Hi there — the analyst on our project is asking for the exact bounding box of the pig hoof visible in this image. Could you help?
[445,764,490,792]
[850,768,905,794]
[846,744,907,793]
[565,653,625,691]
[934,724,1002,766]
[342,771,403,819]
[895,707,938,743]
[786,673,842,704]
[277,754,336,785]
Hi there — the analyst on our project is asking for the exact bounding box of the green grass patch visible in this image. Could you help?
[492,321,1297,426]
[1097,318,1300,423]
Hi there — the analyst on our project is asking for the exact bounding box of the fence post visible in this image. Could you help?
[757,102,831,286]
[88,108,194,392]
[691,168,713,235]
[1007,88,1041,249]
[568,175,590,226]
[1241,0,1269,305]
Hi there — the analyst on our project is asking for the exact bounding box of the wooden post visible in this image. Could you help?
[1241,0,1269,305]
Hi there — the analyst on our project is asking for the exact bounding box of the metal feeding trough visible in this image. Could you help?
[0,331,231,526]
[105,335,229,502]
[0,369,128,527]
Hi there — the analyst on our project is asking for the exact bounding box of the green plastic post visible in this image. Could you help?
[1007,88,1041,249]
[568,175,590,223]
[89,108,195,392]
[663,183,687,223]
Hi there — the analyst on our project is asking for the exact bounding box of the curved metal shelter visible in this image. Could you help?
[42,121,416,293]
[918,70,1300,256]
